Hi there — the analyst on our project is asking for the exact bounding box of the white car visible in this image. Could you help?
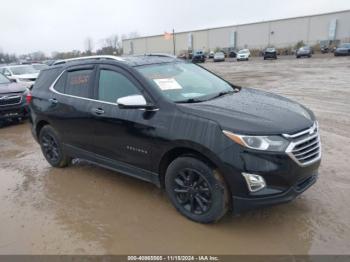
[213,52,225,62]
[237,49,251,61]
[0,65,39,87]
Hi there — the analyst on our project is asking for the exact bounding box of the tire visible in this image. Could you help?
[165,157,229,223]
[39,125,71,168]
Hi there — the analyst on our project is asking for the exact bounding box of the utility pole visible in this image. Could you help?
[173,29,176,56]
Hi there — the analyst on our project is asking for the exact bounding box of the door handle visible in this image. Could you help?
[91,108,105,115]
[49,98,58,104]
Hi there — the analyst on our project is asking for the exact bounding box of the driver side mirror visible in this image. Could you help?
[117,95,157,111]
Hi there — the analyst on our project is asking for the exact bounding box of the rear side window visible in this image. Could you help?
[65,69,93,98]
[98,69,141,103]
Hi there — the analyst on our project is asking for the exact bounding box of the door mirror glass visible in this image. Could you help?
[117,95,147,109]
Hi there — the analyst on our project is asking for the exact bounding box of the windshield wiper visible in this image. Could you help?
[175,98,205,103]
[207,90,235,100]
[176,89,238,104]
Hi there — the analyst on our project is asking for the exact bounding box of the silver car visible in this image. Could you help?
[213,52,225,62]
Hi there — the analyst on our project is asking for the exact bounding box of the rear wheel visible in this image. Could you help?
[39,125,71,168]
[165,157,229,223]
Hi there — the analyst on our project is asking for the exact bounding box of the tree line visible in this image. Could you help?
[0,32,139,64]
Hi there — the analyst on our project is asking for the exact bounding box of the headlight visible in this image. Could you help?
[223,130,290,151]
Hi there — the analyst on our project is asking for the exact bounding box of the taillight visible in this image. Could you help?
[26,93,32,104]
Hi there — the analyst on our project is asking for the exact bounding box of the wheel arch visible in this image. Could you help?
[35,119,50,138]
[158,143,225,189]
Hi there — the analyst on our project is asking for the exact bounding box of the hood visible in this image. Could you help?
[336,47,350,52]
[178,88,315,135]
[15,73,39,79]
[0,82,28,94]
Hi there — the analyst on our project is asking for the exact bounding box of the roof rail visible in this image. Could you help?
[53,55,124,65]
[142,53,177,58]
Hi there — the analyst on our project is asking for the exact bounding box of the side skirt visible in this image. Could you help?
[64,144,161,187]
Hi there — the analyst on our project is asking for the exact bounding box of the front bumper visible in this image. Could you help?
[237,56,249,60]
[334,51,350,56]
[0,103,29,120]
[217,140,321,214]
[232,173,318,214]
[264,53,277,58]
[297,52,311,57]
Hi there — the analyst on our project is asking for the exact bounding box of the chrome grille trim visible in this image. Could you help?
[0,95,22,106]
[285,122,321,166]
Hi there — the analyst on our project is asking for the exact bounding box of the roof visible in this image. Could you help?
[122,54,178,67]
[52,54,180,68]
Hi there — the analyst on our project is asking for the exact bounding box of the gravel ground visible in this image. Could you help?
[0,54,349,255]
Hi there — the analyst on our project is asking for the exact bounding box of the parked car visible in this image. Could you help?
[0,73,30,126]
[0,65,39,88]
[334,43,350,56]
[29,55,321,223]
[191,50,206,63]
[208,51,215,59]
[229,50,237,58]
[32,63,50,71]
[213,52,225,62]
[263,48,277,60]
[296,46,312,58]
[236,49,250,61]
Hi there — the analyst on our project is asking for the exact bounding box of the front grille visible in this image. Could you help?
[0,95,22,106]
[284,122,321,166]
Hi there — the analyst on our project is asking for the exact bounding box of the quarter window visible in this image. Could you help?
[65,69,92,98]
[54,72,66,93]
[98,69,141,103]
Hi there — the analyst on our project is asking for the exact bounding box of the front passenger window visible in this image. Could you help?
[98,69,141,103]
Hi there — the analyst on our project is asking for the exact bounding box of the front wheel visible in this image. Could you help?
[165,157,229,223]
[39,125,71,168]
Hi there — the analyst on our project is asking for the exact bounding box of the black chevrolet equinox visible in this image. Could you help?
[29,55,321,223]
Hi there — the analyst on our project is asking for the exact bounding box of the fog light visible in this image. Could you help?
[242,173,266,192]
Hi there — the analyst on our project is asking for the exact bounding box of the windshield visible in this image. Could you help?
[266,48,275,52]
[340,43,350,48]
[9,65,37,75]
[215,52,224,56]
[299,46,310,51]
[137,62,233,103]
[238,49,249,54]
[0,74,10,84]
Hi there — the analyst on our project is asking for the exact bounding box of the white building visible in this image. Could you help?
[122,9,350,55]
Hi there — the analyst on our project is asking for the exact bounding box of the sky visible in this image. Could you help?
[0,0,349,55]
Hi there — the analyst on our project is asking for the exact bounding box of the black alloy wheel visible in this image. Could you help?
[173,168,212,215]
[41,133,60,163]
[165,157,229,223]
[39,125,71,168]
